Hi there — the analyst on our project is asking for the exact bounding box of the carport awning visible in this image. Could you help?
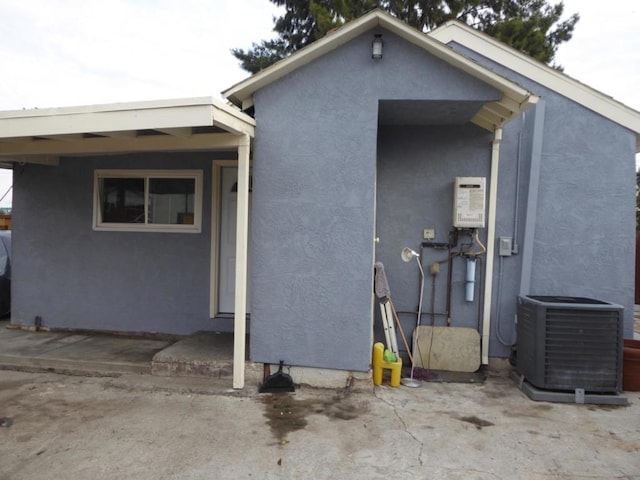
[0,95,254,389]
[0,97,255,165]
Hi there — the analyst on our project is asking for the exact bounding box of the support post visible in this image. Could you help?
[481,127,502,364]
[233,133,251,389]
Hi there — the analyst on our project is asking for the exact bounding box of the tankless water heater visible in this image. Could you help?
[453,177,486,229]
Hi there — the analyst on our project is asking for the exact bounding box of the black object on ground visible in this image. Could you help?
[259,360,295,393]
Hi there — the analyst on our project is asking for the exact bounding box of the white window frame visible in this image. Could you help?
[93,169,203,233]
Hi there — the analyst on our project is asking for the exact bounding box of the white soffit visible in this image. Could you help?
[222,9,539,131]
[0,97,255,162]
[430,21,640,151]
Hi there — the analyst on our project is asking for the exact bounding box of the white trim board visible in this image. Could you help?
[0,96,254,128]
[210,160,237,318]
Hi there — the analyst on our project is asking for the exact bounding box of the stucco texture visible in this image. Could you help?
[11,153,232,335]
[375,125,493,345]
[250,28,500,370]
[451,43,637,348]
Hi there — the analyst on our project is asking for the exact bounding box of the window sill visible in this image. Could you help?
[93,224,202,234]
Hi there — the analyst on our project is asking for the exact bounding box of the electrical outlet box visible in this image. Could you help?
[423,228,435,240]
[499,236,512,256]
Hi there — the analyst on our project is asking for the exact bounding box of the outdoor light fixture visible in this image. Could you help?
[401,247,418,264]
[401,247,424,388]
[372,34,383,59]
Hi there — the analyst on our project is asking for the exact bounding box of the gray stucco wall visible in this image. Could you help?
[12,153,232,335]
[451,43,637,347]
[375,124,493,346]
[253,29,636,367]
[250,28,501,371]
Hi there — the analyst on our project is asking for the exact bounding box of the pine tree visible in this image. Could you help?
[232,0,579,73]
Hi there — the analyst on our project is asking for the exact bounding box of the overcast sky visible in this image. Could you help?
[0,0,638,207]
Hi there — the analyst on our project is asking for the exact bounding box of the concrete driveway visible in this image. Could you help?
[1,369,639,479]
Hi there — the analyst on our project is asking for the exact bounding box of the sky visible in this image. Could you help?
[0,0,638,208]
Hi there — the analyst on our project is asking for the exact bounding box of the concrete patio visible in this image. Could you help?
[1,311,639,391]
[1,367,639,479]
[0,320,246,384]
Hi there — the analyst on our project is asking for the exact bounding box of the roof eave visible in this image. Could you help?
[222,9,537,132]
[430,21,640,152]
[0,97,256,162]
[0,96,255,140]
[223,13,383,107]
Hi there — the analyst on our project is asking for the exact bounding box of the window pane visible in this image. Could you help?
[100,178,145,223]
[148,178,195,225]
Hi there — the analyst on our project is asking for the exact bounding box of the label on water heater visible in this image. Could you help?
[453,177,486,228]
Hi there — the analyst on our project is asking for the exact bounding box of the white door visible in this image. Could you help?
[217,166,251,314]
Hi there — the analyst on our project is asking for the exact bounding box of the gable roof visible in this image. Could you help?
[223,9,538,132]
[430,20,640,152]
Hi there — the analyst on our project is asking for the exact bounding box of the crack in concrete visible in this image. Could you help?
[373,388,425,467]
[449,468,502,479]
[532,472,634,479]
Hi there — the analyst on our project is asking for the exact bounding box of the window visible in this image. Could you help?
[93,170,203,233]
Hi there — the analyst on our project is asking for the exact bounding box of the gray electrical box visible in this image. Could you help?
[499,237,512,256]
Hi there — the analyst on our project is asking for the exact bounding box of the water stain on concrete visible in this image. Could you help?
[482,385,513,399]
[458,415,494,429]
[501,403,552,419]
[0,417,13,427]
[588,404,623,412]
[0,379,35,391]
[260,393,365,443]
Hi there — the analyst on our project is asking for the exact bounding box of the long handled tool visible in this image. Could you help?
[389,298,413,365]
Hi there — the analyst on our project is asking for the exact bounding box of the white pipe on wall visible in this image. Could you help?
[481,127,502,365]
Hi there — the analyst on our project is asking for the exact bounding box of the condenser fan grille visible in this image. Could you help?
[544,309,621,390]
[517,297,623,393]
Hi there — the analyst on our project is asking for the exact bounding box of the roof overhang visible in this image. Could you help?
[223,9,539,132]
[430,21,640,152]
[0,97,255,165]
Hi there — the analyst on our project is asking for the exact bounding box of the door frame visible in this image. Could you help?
[209,159,252,319]
[210,159,236,318]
